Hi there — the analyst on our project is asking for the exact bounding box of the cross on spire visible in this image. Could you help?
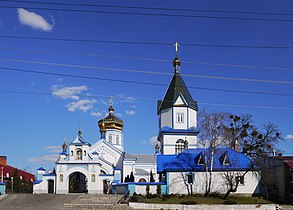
[109,96,113,106]
[174,42,180,57]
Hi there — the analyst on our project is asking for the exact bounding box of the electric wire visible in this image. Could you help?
[0,35,291,49]
[1,58,293,85]
[1,65,293,97]
[1,4,293,22]
[1,89,293,110]
[2,47,293,72]
[2,0,293,17]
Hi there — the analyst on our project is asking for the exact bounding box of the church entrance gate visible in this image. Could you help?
[68,172,88,193]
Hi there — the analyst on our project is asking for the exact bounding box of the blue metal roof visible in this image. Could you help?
[37,167,46,171]
[157,148,253,173]
[33,180,43,185]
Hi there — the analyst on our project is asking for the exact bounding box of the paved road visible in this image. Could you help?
[0,194,81,210]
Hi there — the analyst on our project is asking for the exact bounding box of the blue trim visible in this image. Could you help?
[59,152,67,155]
[0,182,5,185]
[43,174,56,177]
[37,167,46,171]
[99,174,113,177]
[33,180,43,185]
[113,182,166,186]
[166,173,169,194]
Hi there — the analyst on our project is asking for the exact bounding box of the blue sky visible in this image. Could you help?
[0,0,292,173]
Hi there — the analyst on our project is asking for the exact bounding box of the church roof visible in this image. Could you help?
[157,71,198,114]
[124,153,156,163]
[157,148,254,173]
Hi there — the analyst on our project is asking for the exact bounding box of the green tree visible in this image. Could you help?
[130,172,135,182]
[156,184,161,196]
[149,170,155,182]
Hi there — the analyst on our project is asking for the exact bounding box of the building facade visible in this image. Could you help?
[34,48,260,196]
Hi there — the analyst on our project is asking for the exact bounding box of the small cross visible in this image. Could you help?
[174,42,180,56]
[109,96,113,106]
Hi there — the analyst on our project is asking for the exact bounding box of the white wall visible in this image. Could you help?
[173,107,188,130]
[168,171,260,195]
[160,108,172,128]
[162,135,197,154]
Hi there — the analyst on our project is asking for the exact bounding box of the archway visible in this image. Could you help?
[69,172,87,193]
[48,180,54,193]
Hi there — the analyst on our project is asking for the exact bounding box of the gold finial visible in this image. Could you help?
[62,138,67,149]
[173,42,181,74]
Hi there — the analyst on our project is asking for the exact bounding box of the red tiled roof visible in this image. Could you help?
[3,165,35,182]
[285,161,293,169]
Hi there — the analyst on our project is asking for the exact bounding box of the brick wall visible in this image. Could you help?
[0,156,7,167]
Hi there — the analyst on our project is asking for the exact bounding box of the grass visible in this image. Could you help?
[130,194,273,205]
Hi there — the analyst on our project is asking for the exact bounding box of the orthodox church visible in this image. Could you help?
[33,46,259,196]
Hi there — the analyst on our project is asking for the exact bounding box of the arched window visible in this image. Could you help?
[100,170,106,174]
[116,135,119,144]
[71,151,73,156]
[91,174,95,182]
[138,178,146,182]
[109,134,112,144]
[175,139,185,154]
[84,150,86,156]
[76,148,82,160]
[60,174,63,182]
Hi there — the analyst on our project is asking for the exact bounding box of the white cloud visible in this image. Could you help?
[130,105,137,108]
[116,113,123,117]
[17,8,53,32]
[116,94,136,103]
[149,136,158,145]
[90,111,102,117]
[285,134,293,140]
[28,145,60,163]
[140,141,147,145]
[125,110,136,115]
[67,99,96,112]
[52,85,87,100]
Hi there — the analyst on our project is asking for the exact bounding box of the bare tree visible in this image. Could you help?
[198,110,229,196]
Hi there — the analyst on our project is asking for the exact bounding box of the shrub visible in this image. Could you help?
[156,184,161,196]
[133,192,137,196]
[146,185,150,195]
[179,200,197,205]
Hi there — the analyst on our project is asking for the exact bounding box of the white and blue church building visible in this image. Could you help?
[33,49,261,196]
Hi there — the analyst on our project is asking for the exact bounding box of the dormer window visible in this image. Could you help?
[195,152,205,165]
[220,152,230,166]
[176,113,184,123]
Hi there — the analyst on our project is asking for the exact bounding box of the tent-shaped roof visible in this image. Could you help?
[157,72,198,114]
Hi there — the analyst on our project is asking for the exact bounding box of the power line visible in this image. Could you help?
[1,88,293,110]
[1,57,293,85]
[0,35,291,49]
[1,5,293,22]
[2,47,293,72]
[3,0,293,17]
[0,65,293,97]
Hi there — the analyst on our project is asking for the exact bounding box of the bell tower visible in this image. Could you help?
[157,43,199,154]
